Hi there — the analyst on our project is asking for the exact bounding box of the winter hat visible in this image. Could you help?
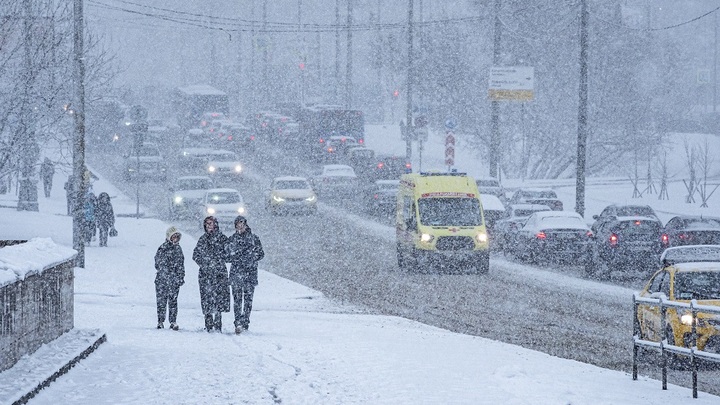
[166,226,181,241]
[234,215,247,226]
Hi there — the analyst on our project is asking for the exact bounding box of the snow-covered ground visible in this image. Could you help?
[1,127,719,404]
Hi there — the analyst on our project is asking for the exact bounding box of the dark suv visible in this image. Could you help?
[371,154,412,181]
[589,204,660,234]
[586,213,664,279]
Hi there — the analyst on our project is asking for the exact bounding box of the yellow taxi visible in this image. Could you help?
[265,176,317,216]
[636,245,720,353]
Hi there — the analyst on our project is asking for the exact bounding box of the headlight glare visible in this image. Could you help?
[420,233,434,243]
[208,166,216,172]
[173,196,183,204]
[273,195,285,202]
[680,313,694,326]
[234,165,242,172]
[306,195,316,202]
[238,206,246,214]
[206,207,215,215]
[476,232,488,243]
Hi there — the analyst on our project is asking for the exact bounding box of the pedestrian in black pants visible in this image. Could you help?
[225,215,264,334]
[95,192,115,247]
[40,157,54,198]
[193,216,230,332]
[154,227,185,330]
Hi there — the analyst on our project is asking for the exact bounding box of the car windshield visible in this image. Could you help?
[674,271,720,300]
[418,197,483,227]
[276,180,310,190]
[515,208,548,217]
[207,192,241,204]
[617,206,656,217]
[538,216,586,228]
[213,153,238,162]
[324,167,355,176]
[521,190,556,199]
[613,220,661,234]
[137,145,160,156]
[177,178,211,190]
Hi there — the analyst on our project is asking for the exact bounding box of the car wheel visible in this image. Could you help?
[396,243,406,270]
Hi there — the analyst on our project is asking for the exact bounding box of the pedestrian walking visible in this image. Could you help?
[39,157,55,198]
[82,187,97,244]
[193,216,230,332]
[63,175,76,216]
[95,192,115,247]
[154,227,185,330]
[225,215,264,334]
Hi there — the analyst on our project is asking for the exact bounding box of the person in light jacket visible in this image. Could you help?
[154,227,185,330]
[225,215,264,334]
[193,216,230,332]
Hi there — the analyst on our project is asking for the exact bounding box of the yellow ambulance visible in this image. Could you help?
[395,172,489,273]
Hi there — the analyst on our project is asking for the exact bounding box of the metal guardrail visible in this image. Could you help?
[632,293,720,399]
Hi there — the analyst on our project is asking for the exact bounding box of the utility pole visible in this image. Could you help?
[18,0,39,212]
[335,0,340,104]
[405,0,414,162]
[250,0,256,108]
[73,0,87,267]
[262,0,268,105]
[575,0,589,217]
[346,0,353,109]
[489,0,501,179]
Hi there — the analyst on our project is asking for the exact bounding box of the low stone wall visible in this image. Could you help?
[0,246,75,373]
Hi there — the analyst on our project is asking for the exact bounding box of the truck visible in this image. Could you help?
[174,85,229,129]
[395,172,489,274]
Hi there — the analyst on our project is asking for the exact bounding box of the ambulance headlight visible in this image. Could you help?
[476,232,488,243]
[420,233,434,243]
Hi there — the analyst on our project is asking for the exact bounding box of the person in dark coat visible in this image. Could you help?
[82,188,97,244]
[39,157,55,198]
[95,192,115,247]
[225,215,264,334]
[155,227,185,330]
[64,175,76,216]
[193,216,230,332]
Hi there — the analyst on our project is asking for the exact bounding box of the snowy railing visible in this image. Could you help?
[0,240,76,373]
[632,293,720,399]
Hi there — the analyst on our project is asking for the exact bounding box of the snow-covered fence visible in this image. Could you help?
[0,239,77,373]
[632,294,720,399]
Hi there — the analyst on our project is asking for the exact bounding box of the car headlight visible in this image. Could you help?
[206,207,216,215]
[305,195,316,202]
[680,312,695,326]
[173,196,183,205]
[476,232,488,243]
[234,165,242,173]
[420,233,434,243]
[208,166,216,173]
[112,134,120,142]
[238,206,246,214]
[272,195,285,202]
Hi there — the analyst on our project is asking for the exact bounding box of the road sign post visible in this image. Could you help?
[445,131,455,170]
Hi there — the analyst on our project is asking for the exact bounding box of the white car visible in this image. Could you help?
[169,176,213,219]
[310,164,358,197]
[265,176,317,215]
[199,188,247,228]
[206,150,243,179]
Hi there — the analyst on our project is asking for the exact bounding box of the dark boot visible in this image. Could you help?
[204,314,213,332]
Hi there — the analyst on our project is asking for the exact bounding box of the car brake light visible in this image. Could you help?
[374,194,379,199]
[358,139,364,144]
[405,163,412,169]
[377,162,384,169]
[536,231,546,239]
[634,220,641,225]
[586,231,593,237]
[250,135,255,140]
[661,234,669,244]
[227,136,233,140]
[610,233,618,246]
[319,138,325,144]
